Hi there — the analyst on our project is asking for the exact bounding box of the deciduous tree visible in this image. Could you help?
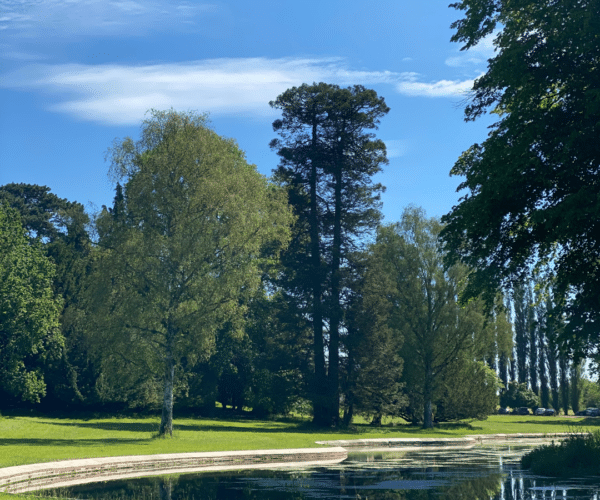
[442,0,600,357]
[91,109,292,435]
[380,207,500,428]
[0,204,62,402]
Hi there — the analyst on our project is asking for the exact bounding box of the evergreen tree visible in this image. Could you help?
[270,83,389,426]
[342,246,406,426]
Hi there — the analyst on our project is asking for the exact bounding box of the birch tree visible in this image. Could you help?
[91,110,292,435]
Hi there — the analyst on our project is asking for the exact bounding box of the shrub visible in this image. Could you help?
[521,430,600,477]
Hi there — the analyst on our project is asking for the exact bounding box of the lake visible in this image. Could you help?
[43,443,600,499]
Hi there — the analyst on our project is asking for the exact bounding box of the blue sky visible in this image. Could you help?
[0,0,497,223]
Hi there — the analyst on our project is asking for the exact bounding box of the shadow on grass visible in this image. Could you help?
[505,418,600,428]
[36,417,490,436]
[0,437,154,447]
[47,421,160,433]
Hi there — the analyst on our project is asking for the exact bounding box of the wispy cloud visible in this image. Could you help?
[396,72,477,98]
[384,139,408,159]
[1,58,478,125]
[0,0,219,37]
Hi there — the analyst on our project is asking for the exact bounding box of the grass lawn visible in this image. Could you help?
[1,410,599,499]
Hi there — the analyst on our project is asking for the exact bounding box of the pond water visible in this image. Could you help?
[44,444,600,500]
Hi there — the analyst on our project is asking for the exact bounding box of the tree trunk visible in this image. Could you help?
[423,363,434,429]
[342,401,354,427]
[159,327,175,437]
[309,121,328,426]
[570,361,582,414]
[559,352,570,415]
[327,145,343,427]
[539,339,550,408]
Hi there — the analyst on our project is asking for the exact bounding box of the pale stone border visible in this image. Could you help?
[0,448,347,494]
[315,432,584,449]
[0,432,585,495]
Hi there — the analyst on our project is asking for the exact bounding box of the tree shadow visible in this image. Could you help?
[508,418,600,427]
[0,437,153,447]
[48,421,160,433]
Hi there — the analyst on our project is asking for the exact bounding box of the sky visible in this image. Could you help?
[0,0,498,223]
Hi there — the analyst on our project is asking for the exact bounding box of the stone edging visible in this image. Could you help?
[0,447,348,494]
[315,432,585,449]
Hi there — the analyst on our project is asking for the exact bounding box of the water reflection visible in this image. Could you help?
[44,445,600,500]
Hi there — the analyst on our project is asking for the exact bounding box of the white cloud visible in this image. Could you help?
[445,32,497,68]
[1,58,478,125]
[395,71,478,98]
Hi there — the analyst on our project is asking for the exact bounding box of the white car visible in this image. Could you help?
[534,408,546,416]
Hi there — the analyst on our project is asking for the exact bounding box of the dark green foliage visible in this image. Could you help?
[570,360,584,414]
[270,83,389,426]
[442,0,600,358]
[342,248,406,425]
[0,204,63,403]
[0,183,99,410]
[0,183,87,244]
[499,381,539,409]
[512,284,530,386]
[436,360,501,422]
[521,431,600,477]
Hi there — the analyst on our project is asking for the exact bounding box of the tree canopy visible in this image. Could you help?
[0,204,63,402]
[441,0,600,355]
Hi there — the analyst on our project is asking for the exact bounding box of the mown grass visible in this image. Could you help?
[521,429,600,477]
[1,411,599,499]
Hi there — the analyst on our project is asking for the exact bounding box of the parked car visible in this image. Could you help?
[544,408,556,416]
[512,407,530,415]
[534,408,546,416]
[585,408,600,417]
[576,409,587,416]
[497,407,510,415]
